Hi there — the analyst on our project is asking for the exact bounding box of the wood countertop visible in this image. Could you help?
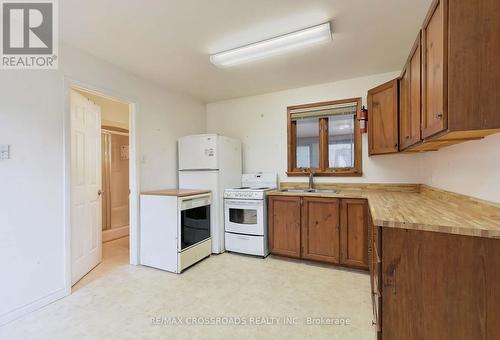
[268,184,500,239]
[140,189,211,197]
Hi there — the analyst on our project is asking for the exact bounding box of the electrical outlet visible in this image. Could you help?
[0,145,10,159]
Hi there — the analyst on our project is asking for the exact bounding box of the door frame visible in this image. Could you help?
[63,77,140,294]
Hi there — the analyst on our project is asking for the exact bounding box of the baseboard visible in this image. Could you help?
[103,225,129,242]
[0,287,69,327]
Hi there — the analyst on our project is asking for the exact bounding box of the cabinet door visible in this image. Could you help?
[268,196,301,258]
[399,66,410,149]
[371,225,382,335]
[340,199,369,269]
[381,228,500,340]
[301,197,340,264]
[382,228,416,340]
[422,0,447,138]
[400,33,422,150]
[367,79,399,155]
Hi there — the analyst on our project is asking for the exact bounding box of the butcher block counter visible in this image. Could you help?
[268,183,500,239]
[140,189,211,197]
[268,183,500,340]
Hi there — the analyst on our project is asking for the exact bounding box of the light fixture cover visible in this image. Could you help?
[210,22,332,67]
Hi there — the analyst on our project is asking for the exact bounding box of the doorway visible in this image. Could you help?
[68,86,134,287]
[101,128,129,242]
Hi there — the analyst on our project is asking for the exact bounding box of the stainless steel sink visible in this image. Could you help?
[312,189,339,194]
[279,188,339,194]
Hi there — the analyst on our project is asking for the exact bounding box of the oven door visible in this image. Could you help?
[179,196,211,251]
[224,199,264,236]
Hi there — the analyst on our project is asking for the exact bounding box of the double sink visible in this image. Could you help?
[279,188,339,194]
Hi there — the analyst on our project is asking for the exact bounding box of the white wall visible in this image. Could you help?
[423,134,500,203]
[0,44,205,324]
[76,89,130,129]
[207,71,425,184]
[207,71,500,203]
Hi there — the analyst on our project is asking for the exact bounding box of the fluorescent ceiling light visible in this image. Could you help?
[210,22,332,67]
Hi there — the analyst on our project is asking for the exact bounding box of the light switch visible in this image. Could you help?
[0,145,10,159]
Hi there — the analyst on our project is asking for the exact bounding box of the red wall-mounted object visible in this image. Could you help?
[359,106,368,134]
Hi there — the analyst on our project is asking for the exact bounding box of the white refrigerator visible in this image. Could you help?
[178,134,241,254]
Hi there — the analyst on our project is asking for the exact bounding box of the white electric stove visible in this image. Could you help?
[223,173,277,257]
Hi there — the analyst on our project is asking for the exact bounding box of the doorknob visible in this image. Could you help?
[98,190,103,196]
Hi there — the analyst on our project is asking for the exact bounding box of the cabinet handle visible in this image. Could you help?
[435,112,443,119]
[405,136,410,139]
[393,268,397,295]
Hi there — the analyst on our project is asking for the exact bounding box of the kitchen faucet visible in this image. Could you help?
[308,170,315,191]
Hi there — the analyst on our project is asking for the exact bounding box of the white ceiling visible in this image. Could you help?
[61,0,432,103]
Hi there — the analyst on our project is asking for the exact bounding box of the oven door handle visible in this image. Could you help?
[225,200,263,207]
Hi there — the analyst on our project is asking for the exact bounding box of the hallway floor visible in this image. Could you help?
[0,237,375,340]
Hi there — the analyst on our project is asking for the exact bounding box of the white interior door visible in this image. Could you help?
[71,90,102,285]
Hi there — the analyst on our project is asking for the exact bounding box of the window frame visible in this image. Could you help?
[287,97,363,177]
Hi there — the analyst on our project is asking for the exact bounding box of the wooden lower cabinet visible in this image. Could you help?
[370,225,382,339]
[301,197,340,264]
[268,195,369,270]
[268,196,301,258]
[371,226,500,340]
[340,199,369,269]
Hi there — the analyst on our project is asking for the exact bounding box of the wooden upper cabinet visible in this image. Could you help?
[399,33,422,150]
[370,0,500,154]
[268,196,301,258]
[367,79,399,155]
[340,199,369,269]
[301,197,340,264]
[422,0,447,139]
[447,0,500,131]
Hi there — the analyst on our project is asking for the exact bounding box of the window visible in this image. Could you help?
[287,98,362,176]
[296,117,320,168]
